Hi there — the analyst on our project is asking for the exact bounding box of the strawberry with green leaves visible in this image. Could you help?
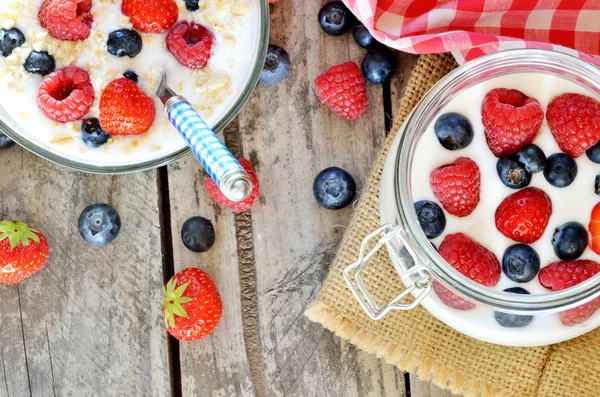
[0,220,49,285]
[163,267,223,341]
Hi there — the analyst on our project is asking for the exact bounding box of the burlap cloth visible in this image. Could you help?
[305,53,600,397]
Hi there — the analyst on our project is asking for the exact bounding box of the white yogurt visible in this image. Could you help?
[0,0,260,166]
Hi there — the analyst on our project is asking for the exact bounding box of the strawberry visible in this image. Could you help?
[122,0,178,34]
[430,157,480,217]
[0,220,49,285]
[38,0,93,42]
[539,260,600,325]
[546,93,600,158]
[314,62,368,120]
[481,88,543,157]
[99,77,155,135]
[204,158,260,213]
[163,267,223,341]
[589,202,600,255]
[495,187,552,243]
[434,233,501,310]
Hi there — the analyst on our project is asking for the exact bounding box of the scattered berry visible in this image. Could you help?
[99,77,155,135]
[122,0,178,34]
[539,260,600,325]
[78,203,121,246]
[0,28,25,57]
[495,187,552,243]
[164,268,223,341]
[518,144,546,173]
[481,88,543,157]
[318,1,354,36]
[414,200,446,239]
[494,287,534,328]
[0,220,49,285]
[260,45,290,85]
[586,141,600,164]
[361,48,397,84]
[588,202,600,255]
[185,0,200,11]
[430,157,480,217]
[314,62,368,120]
[38,0,93,41]
[544,153,577,188]
[37,66,94,123]
[166,22,214,69]
[547,93,600,158]
[81,117,109,147]
[23,51,55,76]
[353,25,375,48]
[204,158,260,213]
[123,70,138,83]
[496,156,531,189]
[107,29,143,58]
[552,222,588,261]
[181,217,215,253]
[502,244,540,283]
[313,167,356,210]
[0,132,15,150]
[434,112,473,151]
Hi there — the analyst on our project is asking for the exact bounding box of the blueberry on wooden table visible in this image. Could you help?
[518,144,546,173]
[361,47,398,84]
[107,29,143,58]
[0,28,25,57]
[259,45,290,85]
[23,51,55,76]
[494,287,534,327]
[181,217,216,253]
[552,222,588,261]
[353,24,375,48]
[414,200,445,239]
[434,112,473,150]
[313,167,356,210]
[318,1,354,36]
[79,203,121,246]
[81,118,109,147]
[544,153,577,187]
[0,131,15,149]
[496,156,531,189]
[502,244,540,283]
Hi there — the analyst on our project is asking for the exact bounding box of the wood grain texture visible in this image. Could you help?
[0,148,170,397]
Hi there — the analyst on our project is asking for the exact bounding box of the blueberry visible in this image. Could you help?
[552,222,588,261]
[353,25,375,48]
[23,51,55,76]
[81,118,109,147]
[0,28,25,57]
[496,157,531,189]
[185,0,200,11]
[518,144,546,173]
[107,29,143,58]
[0,131,15,149]
[544,153,577,188]
[502,244,540,283]
[596,175,600,195]
[181,217,215,253]
[318,1,354,36]
[434,112,473,150]
[414,200,446,239]
[586,141,600,164]
[78,203,121,246]
[259,45,290,85]
[123,70,138,83]
[494,287,534,328]
[361,48,397,84]
[313,167,356,210]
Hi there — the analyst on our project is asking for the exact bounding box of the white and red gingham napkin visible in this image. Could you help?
[343,0,600,66]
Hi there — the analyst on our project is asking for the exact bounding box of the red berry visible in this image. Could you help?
[430,157,480,217]
[99,78,155,135]
[122,0,178,34]
[481,88,543,157]
[314,62,368,120]
[539,260,600,325]
[589,202,600,255]
[38,0,93,41]
[495,187,552,243]
[37,66,94,123]
[0,220,49,285]
[166,22,214,69]
[204,158,260,213]
[547,93,600,158]
[432,282,475,310]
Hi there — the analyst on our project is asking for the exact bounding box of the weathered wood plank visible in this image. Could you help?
[0,148,170,397]
[409,374,462,397]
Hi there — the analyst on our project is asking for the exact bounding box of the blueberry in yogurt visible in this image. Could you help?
[494,287,534,328]
[502,244,540,283]
[24,51,55,76]
[496,156,531,189]
[518,144,546,173]
[0,28,25,57]
[552,222,588,261]
[544,153,577,187]
[414,200,445,239]
[434,113,473,150]
[107,29,143,58]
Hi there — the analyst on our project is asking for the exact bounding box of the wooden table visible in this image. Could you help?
[0,2,461,396]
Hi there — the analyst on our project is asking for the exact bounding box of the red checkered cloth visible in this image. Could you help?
[343,0,600,66]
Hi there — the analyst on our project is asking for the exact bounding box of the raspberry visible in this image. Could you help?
[481,88,543,157]
[204,158,260,213]
[495,187,552,243]
[99,78,155,135]
[539,260,600,325]
[432,282,475,310]
[166,22,214,69]
[430,157,480,217]
[122,0,178,34]
[589,202,600,255]
[38,0,93,41]
[314,62,368,120]
[37,66,94,123]
[547,93,600,158]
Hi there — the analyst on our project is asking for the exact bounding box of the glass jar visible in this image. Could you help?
[344,49,600,347]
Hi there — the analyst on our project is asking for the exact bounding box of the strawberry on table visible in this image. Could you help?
[0,220,49,285]
[204,158,260,213]
[122,0,178,34]
[430,157,480,217]
[314,62,368,120]
[99,77,155,135]
[546,93,600,158]
[38,0,93,41]
[163,268,223,341]
[495,187,552,244]
[481,88,543,157]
